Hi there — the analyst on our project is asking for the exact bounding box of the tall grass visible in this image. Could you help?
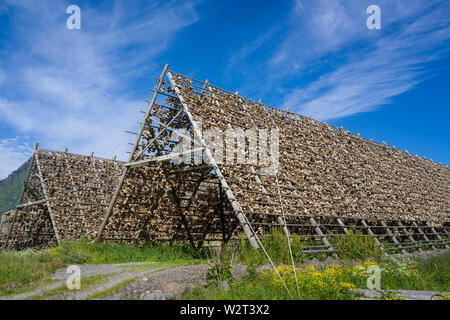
[183,252,450,300]
[48,239,206,264]
[237,227,305,265]
[0,240,205,296]
[236,228,384,265]
[0,249,64,295]
[378,252,450,291]
[333,230,383,260]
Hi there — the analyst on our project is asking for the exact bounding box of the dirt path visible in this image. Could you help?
[1,262,166,300]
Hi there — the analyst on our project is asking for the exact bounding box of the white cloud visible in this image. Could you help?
[0,0,200,172]
[275,0,450,120]
[0,138,33,179]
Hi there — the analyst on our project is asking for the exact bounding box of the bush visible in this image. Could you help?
[237,228,305,265]
[334,230,383,260]
[206,246,236,286]
[188,263,357,300]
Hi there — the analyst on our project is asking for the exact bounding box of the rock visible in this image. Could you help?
[162,282,184,296]
[4,282,18,290]
[140,290,166,300]
[142,277,149,282]
[217,280,230,291]
[257,264,273,272]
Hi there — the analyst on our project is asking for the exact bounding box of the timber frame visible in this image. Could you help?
[95,65,449,254]
[2,144,122,250]
[2,65,448,254]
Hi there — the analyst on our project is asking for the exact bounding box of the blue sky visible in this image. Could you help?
[0,0,449,178]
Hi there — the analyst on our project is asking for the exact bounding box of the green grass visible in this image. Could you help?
[236,228,308,266]
[235,228,384,265]
[26,274,109,300]
[182,263,358,300]
[377,251,449,291]
[86,279,135,300]
[332,230,384,260]
[48,239,206,265]
[0,240,203,296]
[86,263,181,300]
[0,249,64,296]
[182,247,450,300]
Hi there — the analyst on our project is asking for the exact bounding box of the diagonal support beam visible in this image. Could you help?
[33,144,62,245]
[96,64,169,242]
[2,151,37,249]
[167,71,258,249]
[412,221,436,250]
[397,220,423,252]
[380,220,406,254]
[426,221,449,249]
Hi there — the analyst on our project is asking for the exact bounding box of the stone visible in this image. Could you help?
[217,280,230,291]
[162,282,183,295]
[139,289,167,300]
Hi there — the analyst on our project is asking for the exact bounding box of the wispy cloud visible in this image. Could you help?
[227,0,450,121]
[276,0,450,120]
[0,0,199,178]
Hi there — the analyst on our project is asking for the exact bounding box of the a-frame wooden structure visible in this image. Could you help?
[3,145,122,250]
[97,65,449,254]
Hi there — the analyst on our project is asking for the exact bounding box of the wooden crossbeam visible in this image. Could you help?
[124,147,204,168]
[16,199,47,209]
[34,148,61,245]
[426,222,449,249]
[96,65,169,242]
[379,220,406,254]
[397,221,423,252]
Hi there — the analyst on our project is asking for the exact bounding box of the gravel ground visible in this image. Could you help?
[51,262,158,280]
[103,264,247,300]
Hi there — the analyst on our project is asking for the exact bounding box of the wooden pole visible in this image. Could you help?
[96,64,169,242]
[2,144,38,249]
[168,71,259,249]
[34,144,62,245]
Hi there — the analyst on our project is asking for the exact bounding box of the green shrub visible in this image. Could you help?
[185,263,357,300]
[237,228,305,265]
[334,230,383,260]
[377,252,450,291]
[206,246,236,286]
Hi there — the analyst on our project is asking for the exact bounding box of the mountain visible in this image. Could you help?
[0,158,31,218]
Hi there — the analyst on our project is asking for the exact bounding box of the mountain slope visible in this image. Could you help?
[0,158,31,218]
